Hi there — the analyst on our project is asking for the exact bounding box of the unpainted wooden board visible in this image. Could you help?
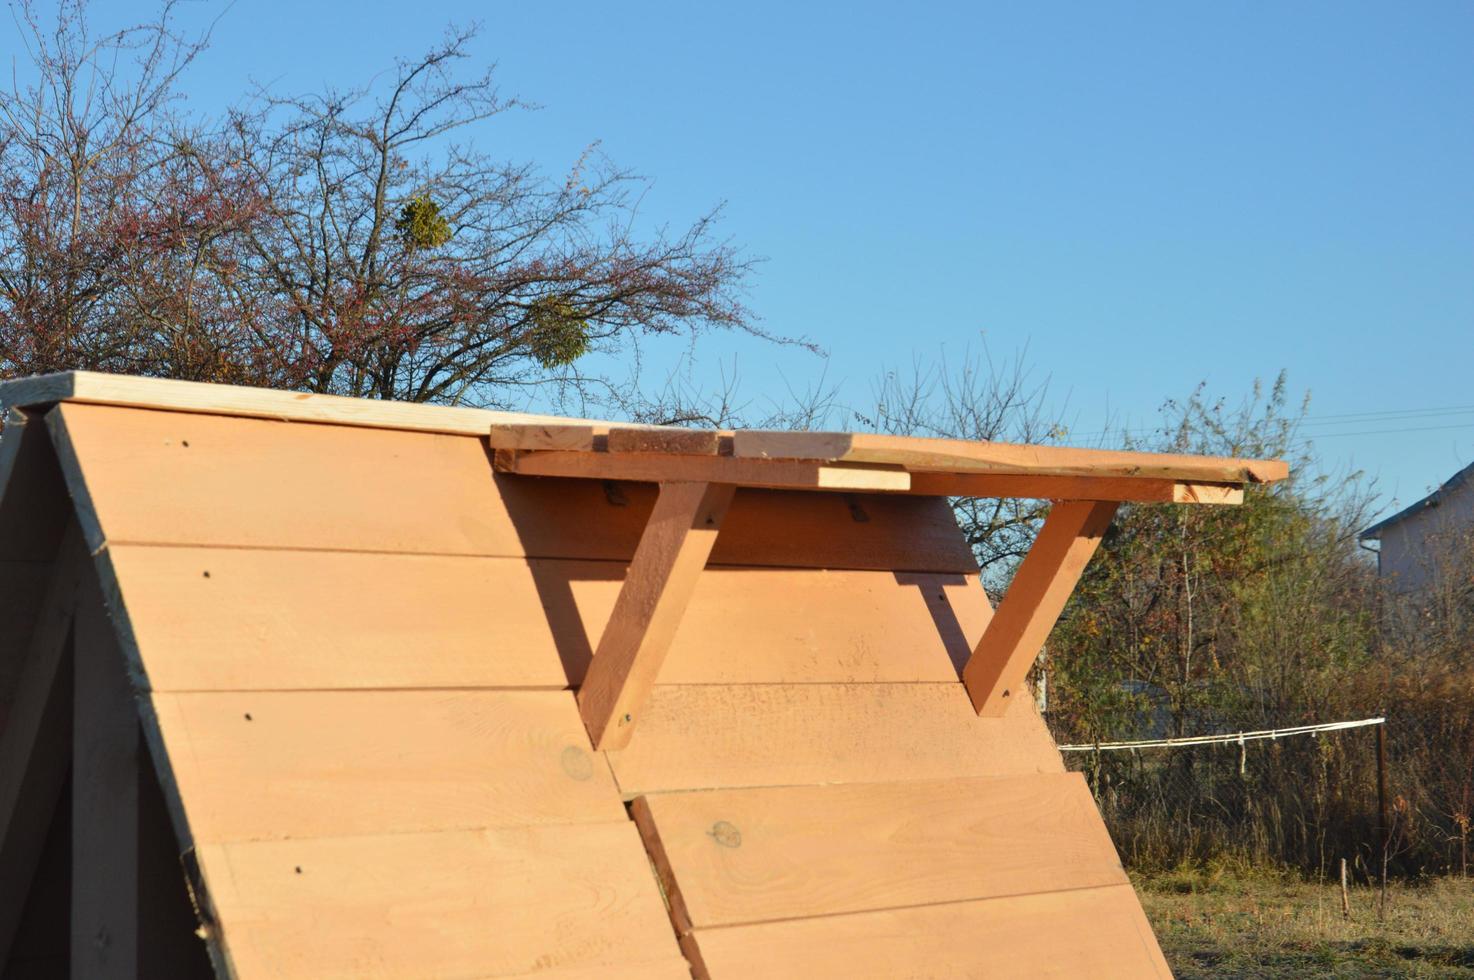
[633,772,1123,928]
[500,449,911,492]
[0,412,73,562]
[72,587,142,978]
[52,403,975,571]
[108,547,984,691]
[579,482,734,750]
[734,429,1289,484]
[964,500,1117,716]
[0,526,83,969]
[151,690,624,843]
[606,425,721,455]
[495,958,695,980]
[488,422,595,451]
[3,371,599,438]
[908,471,1244,505]
[0,561,50,730]
[541,563,990,687]
[688,883,1172,979]
[606,683,1063,795]
[107,546,571,690]
[194,823,683,979]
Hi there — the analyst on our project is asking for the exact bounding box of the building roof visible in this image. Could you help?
[3,371,1288,503]
[0,372,1184,975]
[1359,460,1474,541]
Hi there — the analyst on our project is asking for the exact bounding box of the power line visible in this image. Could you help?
[1296,422,1474,440]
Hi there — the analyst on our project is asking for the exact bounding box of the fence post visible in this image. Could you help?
[1376,723,1389,853]
[1376,721,1389,912]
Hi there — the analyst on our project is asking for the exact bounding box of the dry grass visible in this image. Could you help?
[1138,865,1474,978]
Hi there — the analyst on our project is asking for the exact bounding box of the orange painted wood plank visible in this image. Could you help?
[108,547,983,691]
[688,883,1172,979]
[606,683,1063,795]
[632,772,1123,928]
[964,500,1117,716]
[150,690,622,843]
[733,429,1288,484]
[50,403,974,571]
[194,823,682,979]
[579,483,734,749]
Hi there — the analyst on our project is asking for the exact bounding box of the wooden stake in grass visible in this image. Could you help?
[1340,858,1351,919]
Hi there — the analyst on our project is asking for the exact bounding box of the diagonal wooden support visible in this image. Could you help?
[963,500,1119,717]
[578,482,735,751]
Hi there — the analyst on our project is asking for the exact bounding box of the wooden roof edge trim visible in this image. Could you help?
[497,449,1246,504]
[731,429,1289,485]
[0,371,623,438]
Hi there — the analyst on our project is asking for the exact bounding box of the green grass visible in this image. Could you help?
[1137,865,1474,978]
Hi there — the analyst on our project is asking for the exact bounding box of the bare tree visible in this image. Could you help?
[0,3,778,407]
[852,344,1069,585]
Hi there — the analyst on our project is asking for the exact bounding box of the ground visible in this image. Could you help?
[1138,867,1474,978]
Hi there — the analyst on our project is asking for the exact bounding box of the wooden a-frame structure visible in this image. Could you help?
[0,372,1286,978]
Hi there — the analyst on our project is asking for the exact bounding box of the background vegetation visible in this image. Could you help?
[3,0,1469,890]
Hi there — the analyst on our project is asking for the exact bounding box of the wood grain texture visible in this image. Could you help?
[964,500,1117,716]
[0,412,73,563]
[734,429,1289,484]
[72,588,142,979]
[194,823,683,979]
[500,449,911,492]
[497,958,696,979]
[3,371,594,437]
[606,425,721,455]
[907,471,1243,505]
[53,403,974,571]
[606,683,1063,795]
[0,561,51,731]
[579,482,734,749]
[0,529,82,969]
[689,883,1172,979]
[109,547,985,691]
[107,545,572,691]
[633,772,1123,928]
[151,690,623,843]
[488,422,595,451]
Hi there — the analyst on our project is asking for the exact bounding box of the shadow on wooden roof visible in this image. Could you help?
[0,372,1283,977]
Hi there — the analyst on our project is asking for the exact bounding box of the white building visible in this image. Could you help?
[1359,461,1474,593]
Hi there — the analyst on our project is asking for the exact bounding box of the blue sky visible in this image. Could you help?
[83,2,1474,517]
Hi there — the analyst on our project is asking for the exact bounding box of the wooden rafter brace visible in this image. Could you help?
[578,482,736,750]
[962,500,1119,717]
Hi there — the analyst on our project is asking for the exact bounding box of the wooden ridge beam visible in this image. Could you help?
[907,472,1243,504]
[578,482,735,750]
[963,500,1119,716]
[494,450,910,493]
